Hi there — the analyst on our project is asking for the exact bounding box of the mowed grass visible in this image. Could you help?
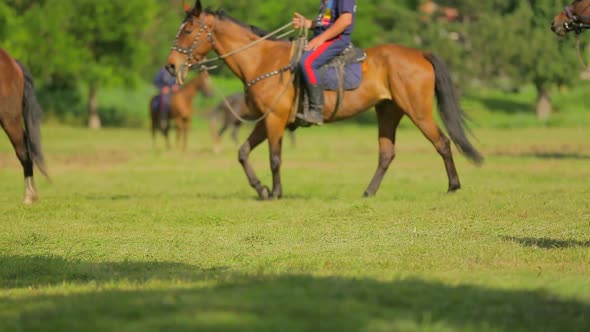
[0,121,589,331]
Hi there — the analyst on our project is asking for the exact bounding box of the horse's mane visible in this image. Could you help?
[198,8,289,42]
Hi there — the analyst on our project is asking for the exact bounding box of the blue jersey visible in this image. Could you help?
[153,68,176,90]
[313,0,356,37]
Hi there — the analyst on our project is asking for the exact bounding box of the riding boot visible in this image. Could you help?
[298,83,324,125]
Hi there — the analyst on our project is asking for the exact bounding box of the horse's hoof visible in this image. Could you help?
[363,191,374,198]
[259,186,271,200]
[23,195,38,205]
[447,184,461,193]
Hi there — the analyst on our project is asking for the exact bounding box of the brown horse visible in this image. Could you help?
[149,94,172,149]
[0,48,47,204]
[167,1,483,200]
[150,71,213,150]
[210,92,296,153]
[551,0,590,36]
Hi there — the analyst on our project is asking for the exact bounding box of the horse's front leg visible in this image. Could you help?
[238,122,270,200]
[266,115,287,199]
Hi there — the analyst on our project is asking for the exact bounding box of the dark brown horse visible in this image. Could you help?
[0,48,47,204]
[551,0,590,36]
[150,71,213,151]
[210,92,296,153]
[167,1,483,200]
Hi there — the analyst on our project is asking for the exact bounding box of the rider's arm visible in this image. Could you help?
[293,12,313,29]
[316,13,353,42]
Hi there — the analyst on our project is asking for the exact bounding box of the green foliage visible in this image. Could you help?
[0,0,585,124]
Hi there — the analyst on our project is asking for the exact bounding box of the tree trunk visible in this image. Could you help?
[535,87,552,121]
[87,83,101,129]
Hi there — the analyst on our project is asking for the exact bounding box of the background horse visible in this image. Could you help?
[150,71,213,150]
[167,0,483,200]
[210,92,296,153]
[0,48,47,204]
[149,94,172,149]
[551,0,590,37]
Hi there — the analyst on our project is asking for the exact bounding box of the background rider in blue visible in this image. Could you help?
[293,0,356,125]
[153,67,179,120]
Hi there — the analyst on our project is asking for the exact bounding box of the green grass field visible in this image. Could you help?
[1,121,589,331]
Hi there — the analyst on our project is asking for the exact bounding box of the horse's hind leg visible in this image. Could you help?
[230,122,241,145]
[163,126,171,150]
[150,112,158,149]
[2,117,38,204]
[363,101,404,197]
[175,117,183,149]
[182,118,190,152]
[217,122,229,141]
[406,102,460,192]
[150,99,157,149]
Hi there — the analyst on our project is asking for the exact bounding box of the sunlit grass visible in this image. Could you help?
[0,124,589,331]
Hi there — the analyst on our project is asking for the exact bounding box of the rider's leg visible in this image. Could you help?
[298,36,350,125]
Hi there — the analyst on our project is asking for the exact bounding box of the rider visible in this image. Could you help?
[293,0,357,125]
[153,67,179,121]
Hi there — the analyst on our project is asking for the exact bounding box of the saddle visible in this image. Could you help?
[289,39,366,125]
[318,44,366,91]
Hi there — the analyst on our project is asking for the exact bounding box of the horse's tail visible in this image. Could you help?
[16,61,49,177]
[423,53,484,165]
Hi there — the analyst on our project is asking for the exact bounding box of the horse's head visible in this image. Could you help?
[552,0,590,36]
[166,0,216,84]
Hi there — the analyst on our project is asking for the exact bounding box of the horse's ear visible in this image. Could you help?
[194,0,203,15]
[182,1,192,14]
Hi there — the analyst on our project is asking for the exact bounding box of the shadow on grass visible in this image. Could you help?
[81,191,319,202]
[493,151,590,160]
[1,255,589,331]
[502,236,590,249]
[0,255,227,289]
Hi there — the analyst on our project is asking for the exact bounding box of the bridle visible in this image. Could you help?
[168,12,302,124]
[170,13,296,81]
[170,15,216,71]
[563,4,590,34]
[561,3,590,69]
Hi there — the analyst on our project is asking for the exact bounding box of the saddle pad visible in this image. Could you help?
[320,62,362,91]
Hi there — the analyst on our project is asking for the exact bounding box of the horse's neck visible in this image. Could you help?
[213,22,291,84]
[180,78,201,100]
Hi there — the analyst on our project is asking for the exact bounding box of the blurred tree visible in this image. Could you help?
[3,0,158,129]
[0,0,580,124]
[517,0,579,119]
[471,0,578,119]
[67,0,158,129]
[425,0,579,119]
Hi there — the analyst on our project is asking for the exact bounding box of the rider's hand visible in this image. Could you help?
[161,86,171,94]
[305,36,326,51]
[293,12,308,29]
